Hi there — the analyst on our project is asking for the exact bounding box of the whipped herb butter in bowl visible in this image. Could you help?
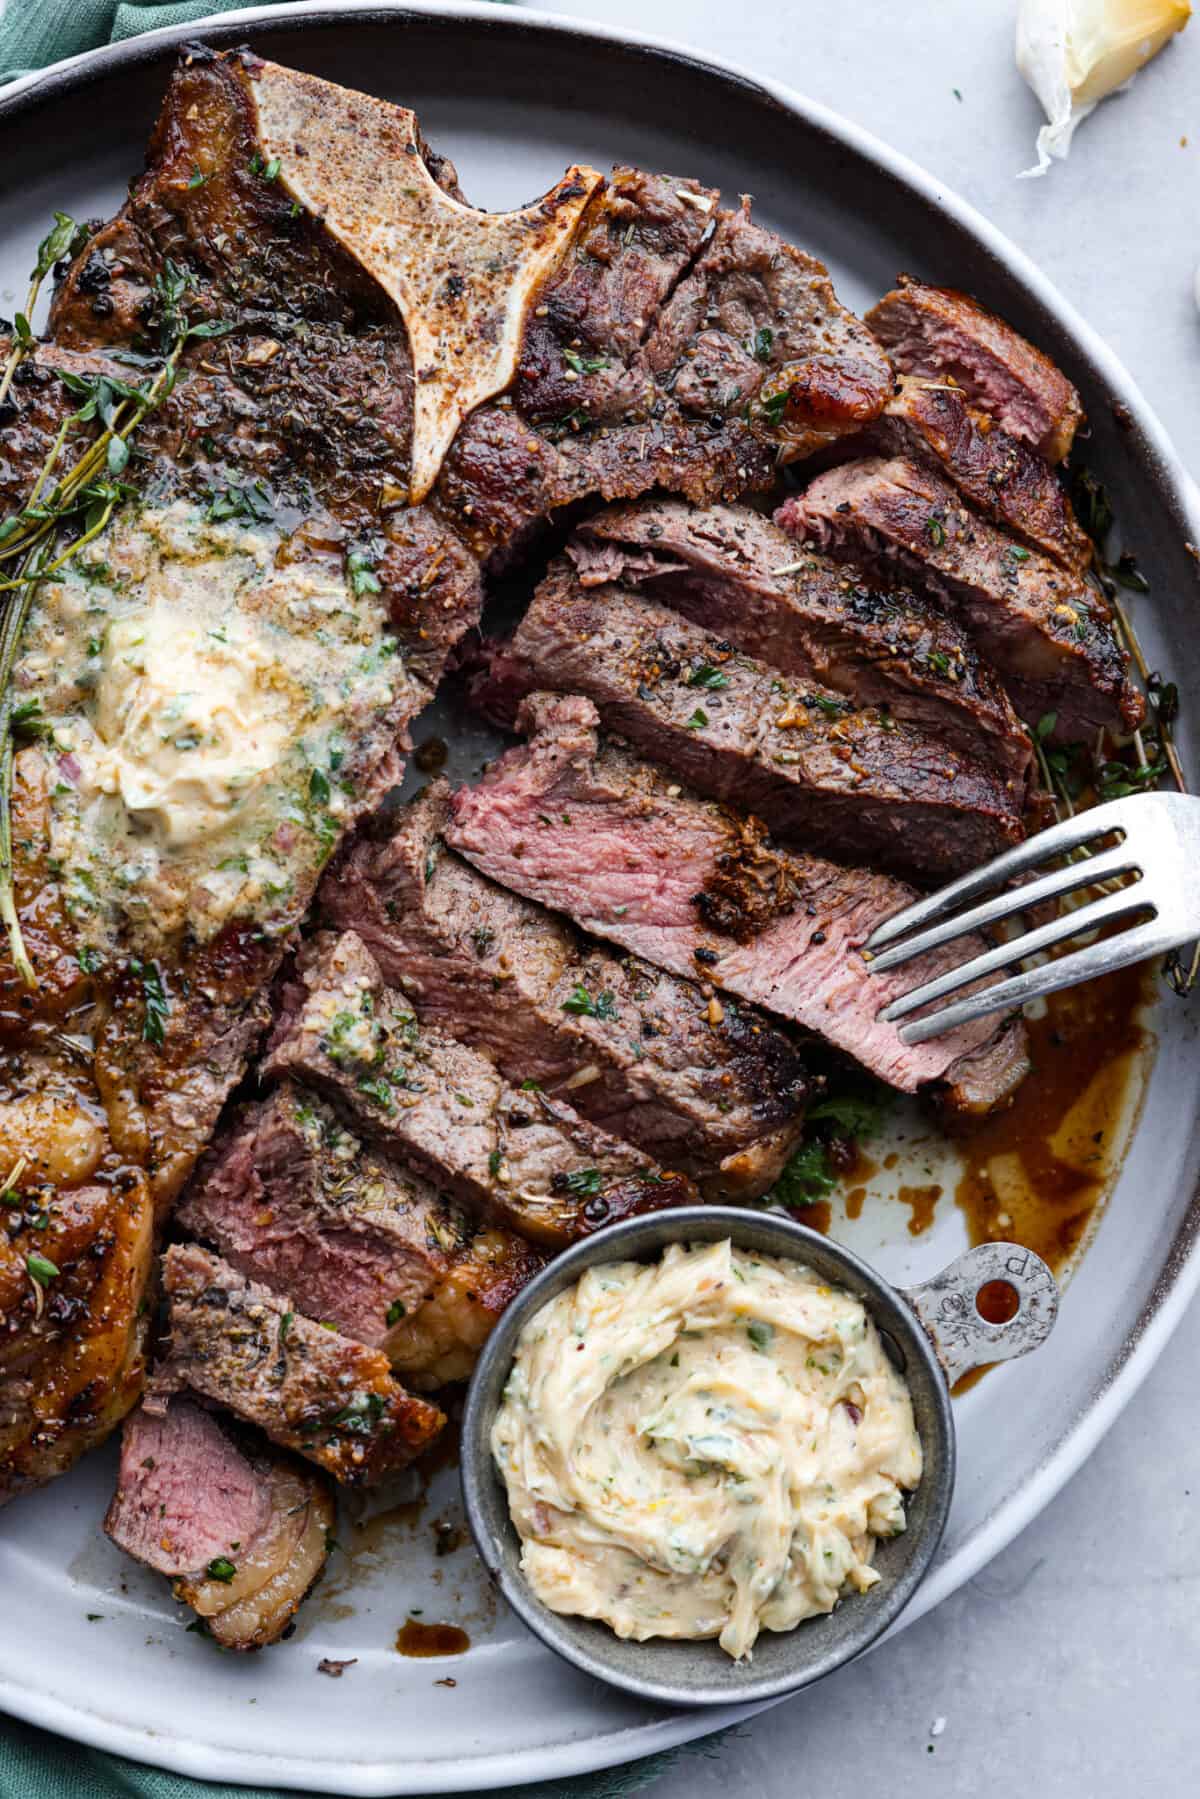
[461,1208,1058,1706]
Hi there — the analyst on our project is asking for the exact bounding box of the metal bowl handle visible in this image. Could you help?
[900,1242,1060,1385]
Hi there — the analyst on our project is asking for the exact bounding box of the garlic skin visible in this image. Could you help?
[1017,0,1192,177]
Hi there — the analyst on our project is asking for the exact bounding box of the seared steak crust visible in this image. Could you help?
[643,202,894,459]
[153,1243,445,1485]
[873,378,1092,571]
[571,499,1033,794]
[322,784,811,1197]
[865,280,1084,462]
[437,191,889,559]
[477,559,1023,881]
[782,457,1142,742]
[445,694,1029,1108]
[264,932,698,1245]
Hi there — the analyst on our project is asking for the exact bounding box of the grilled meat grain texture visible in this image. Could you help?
[104,1397,335,1649]
[322,782,811,1197]
[152,1243,445,1485]
[445,694,1029,1111]
[781,457,1143,742]
[865,279,1084,463]
[476,560,1023,881]
[178,1083,470,1350]
[871,378,1092,572]
[179,1082,544,1388]
[264,931,698,1244]
[570,499,1034,795]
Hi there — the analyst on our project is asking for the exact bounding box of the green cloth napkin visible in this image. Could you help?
[0,0,285,82]
[0,1,737,1794]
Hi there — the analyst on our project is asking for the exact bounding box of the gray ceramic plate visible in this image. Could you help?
[1,4,1198,1793]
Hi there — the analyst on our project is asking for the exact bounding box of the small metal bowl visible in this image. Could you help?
[460,1207,1058,1708]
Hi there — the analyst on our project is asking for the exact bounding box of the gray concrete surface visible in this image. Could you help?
[526,2,1200,1792]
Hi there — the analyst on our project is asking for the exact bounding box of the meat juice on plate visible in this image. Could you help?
[811,957,1155,1338]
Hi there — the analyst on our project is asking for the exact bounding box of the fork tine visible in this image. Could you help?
[865,844,1140,974]
[879,885,1152,1024]
[862,800,1131,955]
[893,914,1180,1045]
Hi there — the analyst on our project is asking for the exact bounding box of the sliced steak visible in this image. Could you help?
[104,1397,335,1650]
[873,378,1091,571]
[322,784,811,1197]
[264,932,698,1244]
[445,694,1029,1110]
[178,1084,473,1350]
[153,1244,446,1486]
[477,560,1023,881]
[782,457,1143,741]
[571,500,1032,794]
[865,280,1084,462]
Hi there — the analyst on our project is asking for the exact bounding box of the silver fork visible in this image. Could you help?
[862,791,1200,1044]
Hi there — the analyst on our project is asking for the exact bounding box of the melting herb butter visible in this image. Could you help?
[492,1239,922,1660]
[14,499,408,951]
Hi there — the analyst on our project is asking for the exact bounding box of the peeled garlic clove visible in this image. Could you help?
[1017,0,1192,178]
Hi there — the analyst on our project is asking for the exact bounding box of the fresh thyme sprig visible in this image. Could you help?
[0,213,82,412]
[1036,468,1198,996]
[0,251,232,984]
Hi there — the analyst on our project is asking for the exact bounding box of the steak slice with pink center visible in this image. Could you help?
[474,558,1024,882]
[444,694,1028,1111]
[263,932,698,1243]
[322,783,811,1198]
[570,498,1032,794]
[178,1083,472,1350]
[779,456,1142,742]
[105,1397,335,1650]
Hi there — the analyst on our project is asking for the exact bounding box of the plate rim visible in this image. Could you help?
[2,2,1199,1790]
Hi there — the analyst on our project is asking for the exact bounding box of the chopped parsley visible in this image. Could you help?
[561,984,618,1021]
[347,548,381,597]
[752,326,774,364]
[746,1320,774,1353]
[759,389,788,428]
[684,707,708,729]
[386,1300,407,1327]
[562,1168,603,1197]
[773,1139,837,1207]
[687,663,730,690]
[131,959,169,1046]
[328,1391,386,1437]
[771,1077,893,1211]
[927,516,946,549]
[206,477,273,525]
[357,1075,395,1110]
[562,347,608,375]
[206,1557,237,1584]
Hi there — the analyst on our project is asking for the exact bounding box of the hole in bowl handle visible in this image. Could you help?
[900,1242,1060,1385]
